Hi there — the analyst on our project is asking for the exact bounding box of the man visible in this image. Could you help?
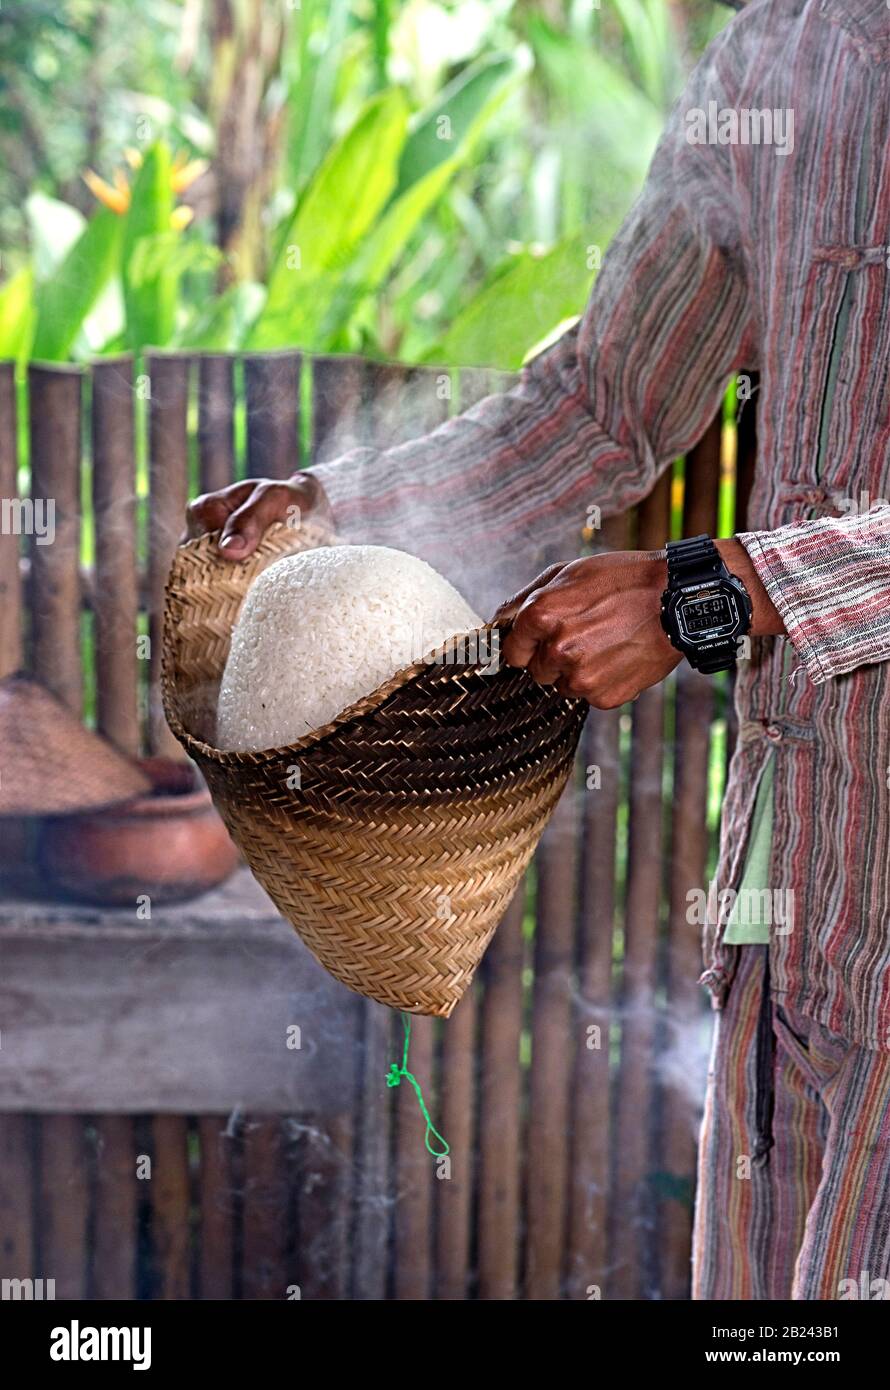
[187,0,890,1300]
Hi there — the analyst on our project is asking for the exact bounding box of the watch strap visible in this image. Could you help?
[666,534,726,588]
[691,644,740,675]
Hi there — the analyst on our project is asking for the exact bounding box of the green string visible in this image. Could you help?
[385,1011,449,1158]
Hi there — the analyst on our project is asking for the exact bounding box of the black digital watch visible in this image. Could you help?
[660,535,753,674]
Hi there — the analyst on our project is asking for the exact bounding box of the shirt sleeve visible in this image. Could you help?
[307,24,758,610]
[738,506,890,684]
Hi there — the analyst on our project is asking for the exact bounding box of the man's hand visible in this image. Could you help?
[496,553,680,708]
[182,473,333,561]
[495,540,784,709]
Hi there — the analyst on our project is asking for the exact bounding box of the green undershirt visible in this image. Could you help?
[723,750,775,945]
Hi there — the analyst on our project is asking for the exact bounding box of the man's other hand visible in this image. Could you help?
[182,473,333,561]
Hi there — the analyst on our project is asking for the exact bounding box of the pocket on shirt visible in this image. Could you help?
[777,243,888,519]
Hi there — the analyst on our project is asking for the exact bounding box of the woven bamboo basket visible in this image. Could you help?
[162,522,587,1017]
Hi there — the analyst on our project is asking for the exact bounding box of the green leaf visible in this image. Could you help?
[80,277,125,358]
[315,154,462,346]
[25,193,85,281]
[527,16,662,186]
[395,51,530,197]
[279,88,408,276]
[127,231,221,288]
[249,89,409,350]
[31,207,123,361]
[423,232,610,371]
[355,155,461,289]
[0,267,36,362]
[176,282,266,352]
[121,142,175,351]
[610,0,681,110]
[285,0,353,194]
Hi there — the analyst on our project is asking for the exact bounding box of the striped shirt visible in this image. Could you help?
[310,0,890,1049]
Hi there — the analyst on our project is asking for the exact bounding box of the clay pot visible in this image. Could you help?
[38,757,240,905]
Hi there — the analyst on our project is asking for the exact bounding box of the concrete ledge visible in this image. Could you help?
[0,870,362,1115]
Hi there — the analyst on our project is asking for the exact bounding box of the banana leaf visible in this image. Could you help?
[177,282,267,352]
[395,50,530,198]
[0,267,36,363]
[127,231,221,286]
[312,153,463,347]
[285,0,353,195]
[122,142,176,351]
[610,0,681,111]
[25,193,85,280]
[423,231,611,371]
[32,208,123,362]
[249,89,409,350]
[527,16,662,188]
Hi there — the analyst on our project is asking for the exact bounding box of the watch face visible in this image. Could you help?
[676,586,740,643]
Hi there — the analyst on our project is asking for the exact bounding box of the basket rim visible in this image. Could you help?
[162,523,517,768]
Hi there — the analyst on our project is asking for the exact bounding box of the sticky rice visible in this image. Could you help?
[216,545,482,751]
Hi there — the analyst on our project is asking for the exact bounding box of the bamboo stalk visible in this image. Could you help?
[244,351,301,480]
[365,362,449,446]
[477,886,524,1300]
[293,1110,355,1301]
[565,512,629,1300]
[241,1116,289,1300]
[735,376,759,533]
[92,1115,138,1299]
[198,355,237,494]
[434,986,477,1300]
[659,418,722,1299]
[351,1005,392,1300]
[727,380,760,758]
[92,357,140,755]
[196,1116,237,1300]
[310,354,367,465]
[609,470,671,1299]
[0,361,22,677]
[149,1115,191,1300]
[147,353,191,757]
[457,368,501,412]
[0,1116,35,1286]
[29,364,83,715]
[393,1011,435,1301]
[526,779,579,1300]
[37,1115,89,1299]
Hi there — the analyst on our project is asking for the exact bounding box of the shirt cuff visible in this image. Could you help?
[737,504,890,684]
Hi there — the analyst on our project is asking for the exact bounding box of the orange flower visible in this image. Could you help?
[83,167,130,215]
[170,151,208,194]
[83,149,208,222]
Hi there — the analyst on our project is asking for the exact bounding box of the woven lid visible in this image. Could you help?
[0,673,151,816]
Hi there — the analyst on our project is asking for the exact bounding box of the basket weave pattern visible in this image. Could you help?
[162,523,587,1017]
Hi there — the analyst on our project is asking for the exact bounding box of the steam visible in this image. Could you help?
[309,368,569,618]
